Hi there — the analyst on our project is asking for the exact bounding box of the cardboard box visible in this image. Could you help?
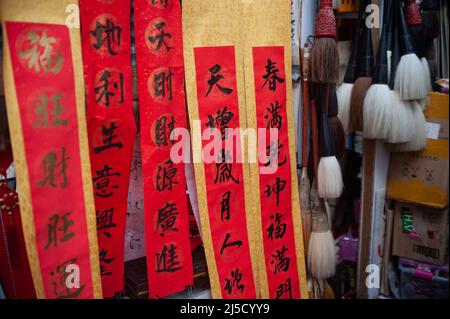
[392,202,448,265]
[424,93,449,140]
[387,139,449,208]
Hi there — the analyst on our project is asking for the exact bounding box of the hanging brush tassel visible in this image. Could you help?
[394,0,428,101]
[364,0,394,139]
[308,186,336,280]
[404,0,432,109]
[337,1,365,132]
[311,0,339,84]
[317,86,343,199]
[348,0,374,133]
[388,100,427,152]
[327,84,346,159]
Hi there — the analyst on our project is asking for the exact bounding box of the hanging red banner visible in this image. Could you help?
[134,0,193,298]
[193,46,256,298]
[5,21,99,298]
[252,46,301,299]
[79,0,136,298]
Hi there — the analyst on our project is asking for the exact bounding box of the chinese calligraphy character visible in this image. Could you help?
[205,107,234,140]
[275,278,292,299]
[214,150,239,184]
[50,258,85,298]
[155,115,175,147]
[156,159,178,191]
[271,245,290,274]
[95,70,124,107]
[153,68,174,101]
[265,177,286,207]
[33,92,68,128]
[205,64,233,97]
[156,244,182,273]
[37,147,70,188]
[148,21,172,52]
[92,165,120,198]
[263,140,287,167]
[45,211,75,250]
[90,18,121,56]
[220,191,231,221]
[266,212,287,240]
[220,233,243,255]
[262,59,284,91]
[224,268,244,295]
[94,122,124,153]
[19,31,64,74]
[264,101,283,130]
[96,208,116,238]
[99,248,116,276]
[157,202,179,236]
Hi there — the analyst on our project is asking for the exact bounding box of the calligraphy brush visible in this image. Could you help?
[337,2,365,132]
[404,0,432,109]
[364,0,394,139]
[394,0,428,101]
[317,85,343,199]
[311,0,339,84]
[299,46,312,250]
[327,84,345,159]
[387,1,416,144]
[307,96,336,281]
[348,0,373,133]
[388,100,427,152]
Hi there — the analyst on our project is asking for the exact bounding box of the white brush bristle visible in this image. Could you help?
[308,230,337,280]
[421,57,432,93]
[394,53,428,100]
[389,101,427,152]
[419,96,429,111]
[387,92,415,144]
[337,83,353,131]
[318,156,343,199]
[363,84,394,139]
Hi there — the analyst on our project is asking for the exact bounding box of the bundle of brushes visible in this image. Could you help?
[394,0,428,101]
[388,0,427,152]
[307,93,336,281]
[327,84,346,159]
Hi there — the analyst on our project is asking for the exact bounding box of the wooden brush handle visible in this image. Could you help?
[311,96,320,182]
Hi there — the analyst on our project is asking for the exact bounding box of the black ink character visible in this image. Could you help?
[156,244,182,273]
[275,278,292,299]
[157,202,179,236]
[95,70,124,107]
[214,150,239,184]
[264,101,283,130]
[90,19,121,56]
[264,177,286,207]
[205,64,233,97]
[271,245,290,274]
[264,140,287,167]
[220,191,231,221]
[262,59,284,91]
[99,248,116,276]
[220,233,243,255]
[205,107,234,140]
[156,159,178,191]
[94,122,124,153]
[224,267,244,295]
[92,165,120,198]
[155,115,175,147]
[149,21,172,52]
[266,212,287,240]
[50,258,85,298]
[154,68,174,101]
[96,208,116,239]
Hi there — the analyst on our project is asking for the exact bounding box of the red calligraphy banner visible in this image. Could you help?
[194,46,256,298]
[252,46,301,299]
[134,0,193,298]
[6,22,96,298]
[80,0,136,298]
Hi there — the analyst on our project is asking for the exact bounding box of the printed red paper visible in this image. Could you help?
[134,0,193,298]
[80,0,136,298]
[194,46,256,299]
[252,46,301,299]
[6,21,95,298]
